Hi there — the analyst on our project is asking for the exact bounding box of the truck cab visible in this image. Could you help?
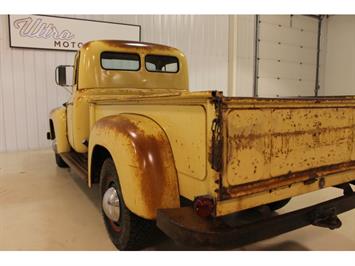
[54,40,188,154]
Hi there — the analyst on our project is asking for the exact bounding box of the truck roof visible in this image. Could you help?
[81,40,182,54]
[77,40,189,91]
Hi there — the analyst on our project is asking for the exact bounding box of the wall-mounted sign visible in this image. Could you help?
[8,15,141,51]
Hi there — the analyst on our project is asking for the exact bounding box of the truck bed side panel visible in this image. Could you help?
[90,103,213,200]
[225,107,355,186]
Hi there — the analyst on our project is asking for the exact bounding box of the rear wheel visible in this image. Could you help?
[54,153,68,168]
[268,198,291,211]
[100,158,157,250]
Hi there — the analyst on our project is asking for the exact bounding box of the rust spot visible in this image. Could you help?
[221,160,355,199]
[229,125,353,153]
[223,95,355,106]
[319,177,325,188]
[96,115,176,216]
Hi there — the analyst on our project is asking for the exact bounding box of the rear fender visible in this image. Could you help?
[88,114,180,219]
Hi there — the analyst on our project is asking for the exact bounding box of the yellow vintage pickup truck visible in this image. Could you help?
[48,40,355,250]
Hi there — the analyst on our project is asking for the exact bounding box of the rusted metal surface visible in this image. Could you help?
[212,95,355,215]
[223,106,355,187]
[95,115,170,214]
[210,93,223,172]
[157,186,355,248]
[88,114,180,219]
[221,161,355,199]
[209,91,225,201]
[223,95,355,105]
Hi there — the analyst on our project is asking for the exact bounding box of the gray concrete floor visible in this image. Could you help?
[0,149,354,250]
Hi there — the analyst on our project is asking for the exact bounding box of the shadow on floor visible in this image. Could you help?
[241,241,309,251]
[69,169,101,210]
[144,239,310,251]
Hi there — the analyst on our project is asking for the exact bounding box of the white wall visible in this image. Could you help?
[235,15,256,97]
[0,15,229,152]
[318,17,328,96]
[323,15,355,95]
[227,15,256,97]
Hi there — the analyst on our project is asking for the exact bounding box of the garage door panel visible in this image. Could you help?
[258,78,315,97]
[257,15,318,97]
[259,60,316,80]
[293,16,318,32]
[259,42,317,64]
[260,15,318,33]
[259,15,294,27]
[259,23,317,48]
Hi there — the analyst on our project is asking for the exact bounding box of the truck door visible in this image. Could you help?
[66,52,80,150]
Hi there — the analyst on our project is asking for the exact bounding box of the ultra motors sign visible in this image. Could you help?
[8,15,141,51]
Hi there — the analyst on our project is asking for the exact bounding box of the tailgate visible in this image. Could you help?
[216,97,355,215]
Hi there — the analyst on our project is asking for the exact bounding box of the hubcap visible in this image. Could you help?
[102,187,120,222]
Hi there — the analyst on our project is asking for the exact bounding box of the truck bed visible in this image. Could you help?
[88,91,355,216]
[217,96,355,215]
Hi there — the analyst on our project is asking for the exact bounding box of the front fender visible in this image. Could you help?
[49,106,70,153]
[88,114,180,219]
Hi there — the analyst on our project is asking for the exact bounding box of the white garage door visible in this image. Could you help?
[256,15,319,97]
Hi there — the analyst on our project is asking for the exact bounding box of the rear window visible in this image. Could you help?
[145,55,179,73]
[101,52,140,71]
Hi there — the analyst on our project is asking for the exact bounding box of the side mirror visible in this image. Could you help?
[55,65,74,86]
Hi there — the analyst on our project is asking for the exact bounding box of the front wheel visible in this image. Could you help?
[100,158,157,250]
[54,153,68,168]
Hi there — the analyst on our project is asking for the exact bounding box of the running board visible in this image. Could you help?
[60,152,88,180]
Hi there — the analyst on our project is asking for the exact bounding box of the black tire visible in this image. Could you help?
[55,153,68,168]
[100,158,158,250]
[268,198,291,211]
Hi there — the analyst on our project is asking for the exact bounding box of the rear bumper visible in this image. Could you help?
[157,184,355,248]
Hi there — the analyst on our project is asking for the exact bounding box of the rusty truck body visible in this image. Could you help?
[48,40,355,250]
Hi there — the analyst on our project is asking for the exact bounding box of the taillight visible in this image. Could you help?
[193,196,215,217]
